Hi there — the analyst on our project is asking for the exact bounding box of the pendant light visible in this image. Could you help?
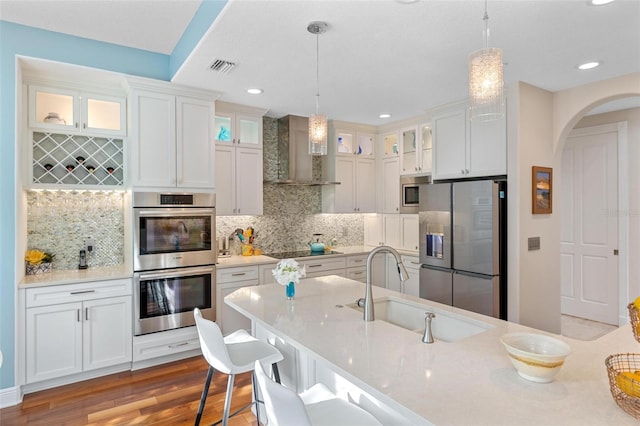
[468,0,504,121]
[307,21,328,155]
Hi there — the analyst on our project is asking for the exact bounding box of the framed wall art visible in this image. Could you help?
[532,166,552,214]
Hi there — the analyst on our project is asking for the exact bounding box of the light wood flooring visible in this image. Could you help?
[0,356,258,426]
[561,314,618,341]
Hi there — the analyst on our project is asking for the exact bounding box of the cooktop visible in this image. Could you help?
[266,250,343,259]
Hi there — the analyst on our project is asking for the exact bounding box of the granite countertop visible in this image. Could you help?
[19,264,132,288]
[226,276,638,425]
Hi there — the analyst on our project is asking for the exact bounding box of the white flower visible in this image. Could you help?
[272,258,306,286]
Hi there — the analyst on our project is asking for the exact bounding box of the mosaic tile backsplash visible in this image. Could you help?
[26,191,125,270]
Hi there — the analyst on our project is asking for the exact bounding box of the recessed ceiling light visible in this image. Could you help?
[590,0,615,5]
[247,88,263,94]
[578,61,601,70]
[379,113,392,119]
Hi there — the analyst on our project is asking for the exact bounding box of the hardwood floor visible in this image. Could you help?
[0,356,259,426]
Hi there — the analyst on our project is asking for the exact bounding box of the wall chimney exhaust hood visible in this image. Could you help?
[264,115,340,186]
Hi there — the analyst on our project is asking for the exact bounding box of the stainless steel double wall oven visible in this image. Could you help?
[132,192,216,335]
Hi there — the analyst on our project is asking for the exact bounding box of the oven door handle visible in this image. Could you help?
[136,265,215,280]
[136,208,215,218]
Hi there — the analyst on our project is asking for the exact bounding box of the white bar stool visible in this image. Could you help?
[254,360,383,426]
[193,308,283,426]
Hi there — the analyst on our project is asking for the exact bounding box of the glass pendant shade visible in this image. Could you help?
[469,47,504,121]
[308,113,328,155]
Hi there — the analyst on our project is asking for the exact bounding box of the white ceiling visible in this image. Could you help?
[2,0,639,125]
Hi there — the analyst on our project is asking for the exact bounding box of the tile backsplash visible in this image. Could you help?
[26,190,125,270]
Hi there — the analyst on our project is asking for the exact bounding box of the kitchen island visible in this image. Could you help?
[225,276,638,425]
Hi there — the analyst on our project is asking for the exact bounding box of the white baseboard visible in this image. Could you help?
[0,386,23,408]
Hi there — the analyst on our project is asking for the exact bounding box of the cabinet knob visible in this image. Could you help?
[465,169,469,175]
[461,169,465,174]
[238,139,241,144]
[396,207,399,211]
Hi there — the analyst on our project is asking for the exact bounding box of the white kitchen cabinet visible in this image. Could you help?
[298,256,346,278]
[335,129,375,157]
[324,156,376,213]
[432,102,506,180]
[28,85,126,136]
[216,266,259,335]
[216,145,263,215]
[401,256,421,297]
[364,214,384,247]
[345,254,367,283]
[259,263,278,285]
[400,125,432,176]
[25,279,132,384]
[380,131,399,158]
[383,214,401,248]
[400,214,419,252]
[382,157,400,213]
[130,89,215,191]
[214,108,263,148]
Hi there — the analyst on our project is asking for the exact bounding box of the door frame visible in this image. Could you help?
[564,121,629,326]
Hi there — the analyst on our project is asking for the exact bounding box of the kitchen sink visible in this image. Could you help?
[347,296,494,342]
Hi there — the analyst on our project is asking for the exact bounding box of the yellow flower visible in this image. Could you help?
[25,249,54,265]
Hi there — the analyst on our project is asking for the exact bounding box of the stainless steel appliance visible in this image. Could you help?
[133,265,215,335]
[419,180,507,319]
[133,192,216,271]
[400,175,431,213]
[132,192,216,335]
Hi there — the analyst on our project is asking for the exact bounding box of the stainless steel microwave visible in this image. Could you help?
[400,175,431,213]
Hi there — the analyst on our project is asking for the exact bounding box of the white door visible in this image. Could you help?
[355,158,376,213]
[215,146,235,215]
[235,147,263,215]
[561,125,619,325]
[176,96,214,188]
[382,157,400,213]
[334,157,355,213]
[83,296,132,371]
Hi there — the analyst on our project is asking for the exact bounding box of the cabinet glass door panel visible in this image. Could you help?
[214,115,233,143]
[337,131,354,154]
[357,133,374,156]
[34,89,76,129]
[86,98,122,131]
[402,128,417,173]
[421,124,433,172]
[383,132,399,157]
[238,117,260,145]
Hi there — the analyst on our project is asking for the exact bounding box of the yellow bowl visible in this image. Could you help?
[500,332,571,383]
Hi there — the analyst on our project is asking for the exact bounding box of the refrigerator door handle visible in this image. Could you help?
[421,264,453,273]
[454,269,493,279]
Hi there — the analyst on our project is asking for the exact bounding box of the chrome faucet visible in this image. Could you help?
[359,245,409,321]
[423,312,436,343]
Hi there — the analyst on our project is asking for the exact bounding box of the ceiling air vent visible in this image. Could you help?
[208,58,236,74]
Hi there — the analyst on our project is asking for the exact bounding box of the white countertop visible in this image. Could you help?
[19,264,132,288]
[215,246,418,269]
[226,276,638,425]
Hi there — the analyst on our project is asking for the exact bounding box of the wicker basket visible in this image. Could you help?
[628,303,640,343]
[605,353,640,419]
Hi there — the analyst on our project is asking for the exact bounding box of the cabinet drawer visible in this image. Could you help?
[299,257,346,273]
[26,278,132,308]
[132,326,200,362]
[346,267,366,282]
[402,256,421,270]
[346,255,367,268]
[216,266,259,283]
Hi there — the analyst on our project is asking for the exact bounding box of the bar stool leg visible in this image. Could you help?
[222,374,235,426]
[252,372,262,426]
[194,366,214,426]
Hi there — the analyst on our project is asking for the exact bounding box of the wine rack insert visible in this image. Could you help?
[32,132,124,186]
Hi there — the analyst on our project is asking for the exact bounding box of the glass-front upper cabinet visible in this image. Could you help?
[381,131,399,157]
[400,127,418,174]
[420,123,433,174]
[214,112,262,148]
[336,130,374,156]
[28,85,125,136]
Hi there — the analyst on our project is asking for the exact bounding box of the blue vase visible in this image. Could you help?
[286,281,295,300]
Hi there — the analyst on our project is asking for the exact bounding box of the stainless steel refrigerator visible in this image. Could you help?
[418,180,507,319]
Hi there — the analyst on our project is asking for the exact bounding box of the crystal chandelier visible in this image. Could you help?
[308,21,328,155]
[468,0,504,121]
